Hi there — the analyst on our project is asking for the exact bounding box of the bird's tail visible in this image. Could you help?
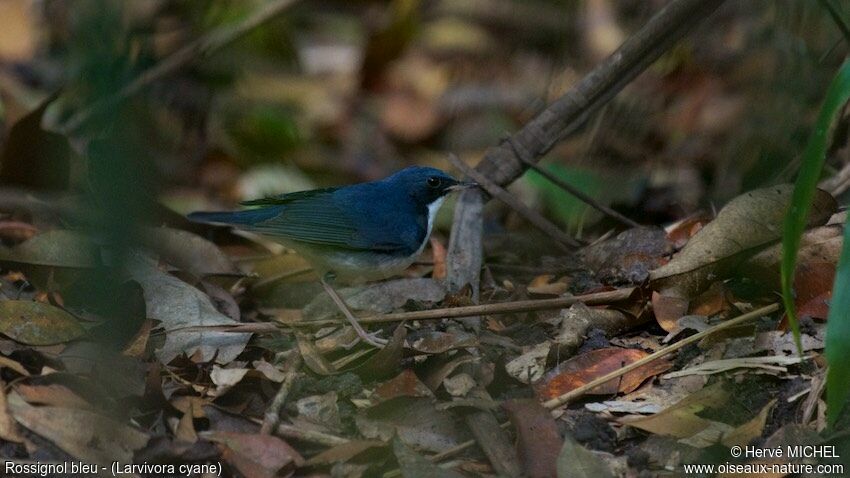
[187,207,283,226]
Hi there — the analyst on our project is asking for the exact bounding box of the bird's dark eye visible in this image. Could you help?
[427,177,441,188]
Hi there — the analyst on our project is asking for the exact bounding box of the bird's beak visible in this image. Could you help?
[448,181,479,192]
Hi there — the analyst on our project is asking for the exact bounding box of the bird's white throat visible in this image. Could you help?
[426,197,446,237]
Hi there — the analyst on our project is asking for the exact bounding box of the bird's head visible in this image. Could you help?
[385,166,477,207]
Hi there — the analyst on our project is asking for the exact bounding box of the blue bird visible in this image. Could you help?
[188,166,476,347]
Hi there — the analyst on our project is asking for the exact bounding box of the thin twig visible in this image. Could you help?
[446,153,581,249]
[505,137,641,228]
[260,351,302,434]
[60,0,301,133]
[170,287,635,334]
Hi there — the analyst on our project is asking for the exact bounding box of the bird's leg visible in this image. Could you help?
[320,274,387,348]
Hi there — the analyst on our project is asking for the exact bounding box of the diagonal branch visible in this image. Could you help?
[447,0,727,295]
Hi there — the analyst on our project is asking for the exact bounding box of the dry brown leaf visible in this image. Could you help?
[650,185,836,300]
[742,224,843,286]
[651,291,690,334]
[536,347,671,399]
[297,334,338,375]
[7,392,149,464]
[204,431,303,478]
[371,369,434,405]
[503,399,562,478]
[666,213,711,249]
[14,384,91,409]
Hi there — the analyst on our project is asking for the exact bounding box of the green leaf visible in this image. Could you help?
[782,58,850,355]
[0,300,85,345]
[827,223,850,426]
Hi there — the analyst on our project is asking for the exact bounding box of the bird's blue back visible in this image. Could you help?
[189,167,442,256]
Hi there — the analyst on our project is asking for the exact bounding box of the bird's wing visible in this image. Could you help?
[243,188,413,252]
[240,187,339,206]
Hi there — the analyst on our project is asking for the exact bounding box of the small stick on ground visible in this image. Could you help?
[446,153,580,249]
[260,351,302,435]
[170,287,636,334]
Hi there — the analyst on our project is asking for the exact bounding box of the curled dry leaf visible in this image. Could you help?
[665,213,711,250]
[297,334,337,375]
[650,185,836,301]
[0,300,85,345]
[742,224,843,286]
[7,392,149,464]
[536,347,671,400]
[371,369,434,405]
[127,255,250,364]
[203,431,303,478]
